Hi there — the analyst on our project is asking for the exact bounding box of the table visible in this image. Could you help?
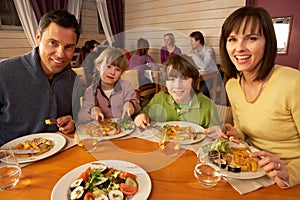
[1,137,299,200]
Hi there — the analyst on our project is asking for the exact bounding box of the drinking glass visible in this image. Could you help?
[158,134,181,157]
[76,125,100,153]
[0,150,22,190]
[194,148,221,188]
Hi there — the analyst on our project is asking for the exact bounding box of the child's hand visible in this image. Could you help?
[134,114,150,129]
[91,106,104,121]
[121,101,135,118]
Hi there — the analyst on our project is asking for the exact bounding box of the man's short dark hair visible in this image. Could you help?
[38,9,80,44]
[190,31,205,45]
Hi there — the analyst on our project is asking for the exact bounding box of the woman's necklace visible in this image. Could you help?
[241,76,265,103]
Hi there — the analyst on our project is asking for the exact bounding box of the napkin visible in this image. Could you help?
[223,176,275,194]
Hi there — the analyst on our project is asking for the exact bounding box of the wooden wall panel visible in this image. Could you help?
[0,30,31,59]
[0,0,245,61]
[0,0,105,60]
[124,0,246,64]
[77,0,106,47]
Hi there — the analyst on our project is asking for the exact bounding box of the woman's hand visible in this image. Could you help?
[219,123,240,140]
[250,151,290,188]
[203,126,222,140]
[91,106,104,121]
[134,114,150,129]
[56,115,75,134]
[122,101,135,118]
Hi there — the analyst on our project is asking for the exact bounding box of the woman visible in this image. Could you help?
[134,54,219,129]
[219,7,300,188]
[160,33,182,64]
[77,47,141,124]
[128,38,159,86]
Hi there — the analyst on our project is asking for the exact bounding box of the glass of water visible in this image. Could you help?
[194,148,221,188]
[158,134,181,157]
[76,124,101,153]
[0,150,22,190]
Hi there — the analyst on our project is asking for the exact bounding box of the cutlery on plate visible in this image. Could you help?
[191,131,204,139]
[3,149,40,154]
[45,118,57,125]
[147,124,161,131]
[229,136,253,152]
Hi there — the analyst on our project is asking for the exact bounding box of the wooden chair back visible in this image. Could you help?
[215,104,233,125]
[121,70,140,90]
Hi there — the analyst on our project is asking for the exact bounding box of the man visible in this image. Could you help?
[0,10,81,145]
[188,31,218,71]
[187,31,218,98]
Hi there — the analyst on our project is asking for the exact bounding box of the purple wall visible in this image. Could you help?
[254,0,300,69]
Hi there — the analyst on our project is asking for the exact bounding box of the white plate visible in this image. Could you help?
[51,160,152,200]
[155,121,206,144]
[1,133,66,164]
[221,144,266,179]
[221,167,265,179]
[77,119,136,140]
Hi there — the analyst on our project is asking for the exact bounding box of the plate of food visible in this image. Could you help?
[1,133,66,164]
[204,139,266,179]
[76,118,135,141]
[51,160,152,200]
[154,121,206,144]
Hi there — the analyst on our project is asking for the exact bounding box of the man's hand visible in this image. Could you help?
[56,115,75,134]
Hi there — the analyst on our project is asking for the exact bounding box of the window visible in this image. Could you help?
[97,13,104,34]
[0,0,22,30]
[272,16,292,54]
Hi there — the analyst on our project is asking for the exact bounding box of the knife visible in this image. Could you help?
[9,149,40,154]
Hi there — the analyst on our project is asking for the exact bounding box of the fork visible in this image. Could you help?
[147,124,161,131]
[190,131,204,139]
[45,118,57,125]
[229,136,253,153]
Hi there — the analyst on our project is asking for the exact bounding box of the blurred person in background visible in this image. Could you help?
[160,33,182,64]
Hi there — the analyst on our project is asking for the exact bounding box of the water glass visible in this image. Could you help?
[194,149,221,188]
[0,150,22,190]
[76,125,99,152]
[158,134,181,157]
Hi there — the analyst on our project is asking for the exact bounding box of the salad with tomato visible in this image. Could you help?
[69,162,138,200]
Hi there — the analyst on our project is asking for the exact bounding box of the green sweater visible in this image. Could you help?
[139,91,219,128]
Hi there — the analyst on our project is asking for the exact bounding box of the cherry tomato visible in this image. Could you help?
[120,183,138,195]
[83,192,94,200]
[78,167,91,182]
[120,171,137,179]
[104,167,114,176]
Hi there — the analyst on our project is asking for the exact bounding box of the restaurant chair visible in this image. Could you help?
[121,70,140,90]
[121,69,160,108]
[215,104,233,125]
[70,47,81,67]
[197,70,218,101]
[72,67,87,87]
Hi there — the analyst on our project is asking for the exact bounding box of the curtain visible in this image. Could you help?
[106,0,123,38]
[67,0,82,21]
[96,0,114,46]
[29,0,68,21]
[13,0,38,48]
